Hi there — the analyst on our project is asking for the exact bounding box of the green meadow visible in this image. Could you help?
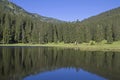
[1,40,120,51]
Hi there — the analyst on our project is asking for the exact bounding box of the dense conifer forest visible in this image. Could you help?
[0,0,120,44]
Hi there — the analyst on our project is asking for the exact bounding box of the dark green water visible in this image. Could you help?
[0,47,120,80]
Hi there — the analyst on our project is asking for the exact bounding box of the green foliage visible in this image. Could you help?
[0,1,120,44]
[106,25,113,44]
[90,41,95,45]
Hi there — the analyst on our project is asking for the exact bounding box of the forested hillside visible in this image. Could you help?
[0,0,120,44]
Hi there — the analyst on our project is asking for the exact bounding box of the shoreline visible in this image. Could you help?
[0,42,120,52]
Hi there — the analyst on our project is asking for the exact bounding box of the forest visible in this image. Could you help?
[0,0,120,44]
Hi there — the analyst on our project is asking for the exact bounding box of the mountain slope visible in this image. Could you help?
[0,0,64,23]
[81,7,120,24]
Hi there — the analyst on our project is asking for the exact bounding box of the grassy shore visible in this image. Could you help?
[0,41,120,51]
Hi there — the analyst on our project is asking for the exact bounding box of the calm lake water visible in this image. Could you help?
[0,47,120,80]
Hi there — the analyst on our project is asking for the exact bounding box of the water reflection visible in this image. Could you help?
[0,47,120,80]
[24,68,106,80]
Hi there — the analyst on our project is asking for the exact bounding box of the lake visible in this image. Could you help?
[0,47,120,80]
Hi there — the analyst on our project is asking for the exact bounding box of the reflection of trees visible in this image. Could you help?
[0,47,120,80]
